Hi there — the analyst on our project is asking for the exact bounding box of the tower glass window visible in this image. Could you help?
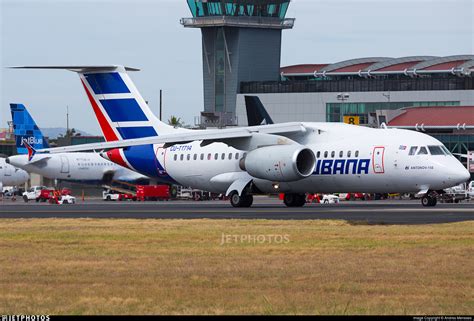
[187,1,291,19]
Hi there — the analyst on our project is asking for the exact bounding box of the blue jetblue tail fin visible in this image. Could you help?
[245,96,274,126]
[10,103,49,154]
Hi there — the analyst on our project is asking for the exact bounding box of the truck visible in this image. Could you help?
[22,186,48,202]
[441,182,470,203]
[467,181,474,199]
[136,185,172,201]
[103,189,136,201]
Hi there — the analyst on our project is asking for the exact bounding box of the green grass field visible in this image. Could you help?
[0,218,472,315]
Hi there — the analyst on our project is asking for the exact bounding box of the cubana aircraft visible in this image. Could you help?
[14,66,470,207]
[0,157,29,191]
[7,103,147,184]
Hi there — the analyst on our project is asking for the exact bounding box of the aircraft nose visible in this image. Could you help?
[6,155,27,167]
[458,167,471,183]
[449,160,471,185]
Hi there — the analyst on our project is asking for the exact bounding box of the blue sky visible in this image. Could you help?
[1,0,472,134]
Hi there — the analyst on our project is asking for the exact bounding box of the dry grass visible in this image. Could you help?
[0,218,472,315]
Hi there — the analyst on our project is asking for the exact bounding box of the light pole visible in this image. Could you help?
[336,93,350,122]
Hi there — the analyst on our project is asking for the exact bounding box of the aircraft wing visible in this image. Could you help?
[38,123,310,154]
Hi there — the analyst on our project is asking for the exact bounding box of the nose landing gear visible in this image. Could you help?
[229,191,253,208]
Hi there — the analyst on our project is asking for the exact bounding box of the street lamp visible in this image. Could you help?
[336,93,350,123]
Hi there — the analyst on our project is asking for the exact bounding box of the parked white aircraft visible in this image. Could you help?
[15,66,470,207]
[7,103,147,184]
[0,157,29,191]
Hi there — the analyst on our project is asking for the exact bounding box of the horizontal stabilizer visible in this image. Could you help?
[10,65,140,72]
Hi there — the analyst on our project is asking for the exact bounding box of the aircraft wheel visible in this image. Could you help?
[284,193,306,207]
[422,195,437,207]
[230,192,253,208]
[242,195,253,207]
[23,195,28,203]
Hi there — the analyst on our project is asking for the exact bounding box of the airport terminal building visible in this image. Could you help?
[235,55,474,155]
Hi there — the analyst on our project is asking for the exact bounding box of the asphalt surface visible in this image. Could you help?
[1,198,474,224]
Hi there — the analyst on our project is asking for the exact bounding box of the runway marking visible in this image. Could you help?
[1,208,474,214]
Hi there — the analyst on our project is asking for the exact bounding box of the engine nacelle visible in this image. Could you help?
[240,145,316,182]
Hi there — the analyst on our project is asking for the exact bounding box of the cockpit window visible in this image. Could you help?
[409,146,418,156]
[417,146,429,155]
[428,146,445,155]
[441,145,452,156]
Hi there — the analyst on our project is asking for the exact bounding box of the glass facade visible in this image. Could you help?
[187,0,290,18]
[432,134,474,155]
[326,101,460,123]
[240,75,474,94]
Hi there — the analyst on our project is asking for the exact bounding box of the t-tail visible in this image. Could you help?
[245,96,274,126]
[10,66,184,142]
[10,103,49,155]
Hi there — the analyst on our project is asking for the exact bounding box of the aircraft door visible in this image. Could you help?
[372,146,385,174]
[154,146,168,176]
[60,156,70,173]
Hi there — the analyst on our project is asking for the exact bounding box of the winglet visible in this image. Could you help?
[23,139,37,162]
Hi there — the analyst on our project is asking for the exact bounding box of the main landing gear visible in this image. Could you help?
[229,191,253,208]
[283,193,306,207]
[421,193,438,207]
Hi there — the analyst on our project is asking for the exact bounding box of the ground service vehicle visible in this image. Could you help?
[49,194,76,204]
[102,189,136,201]
[22,186,47,202]
[136,185,171,201]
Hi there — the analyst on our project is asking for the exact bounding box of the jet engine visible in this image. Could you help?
[240,145,315,182]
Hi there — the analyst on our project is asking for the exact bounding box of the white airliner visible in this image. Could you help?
[0,157,29,191]
[6,103,147,185]
[14,66,470,207]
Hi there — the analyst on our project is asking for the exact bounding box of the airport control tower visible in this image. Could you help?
[181,0,294,127]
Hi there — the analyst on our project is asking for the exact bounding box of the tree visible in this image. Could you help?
[59,128,81,138]
[168,116,184,128]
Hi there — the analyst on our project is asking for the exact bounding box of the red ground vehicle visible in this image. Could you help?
[120,193,136,201]
[136,185,170,201]
[345,193,367,201]
[37,188,71,202]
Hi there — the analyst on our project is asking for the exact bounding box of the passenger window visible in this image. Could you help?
[187,154,191,161]
[207,153,212,160]
[355,151,359,157]
[200,153,204,160]
[409,146,418,156]
[347,151,351,157]
[339,151,343,158]
[174,154,177,161]
[180,154,184,161]
[331,151,335,158]
[316,151,320,158]
[228,153,232,160]
[324,151,328,158]
[221,153,225,160]
[243,153,247,158]
[417,147,429,155]
[214,153,218,160]
[235,153,240,160]
[193,154,197,160]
